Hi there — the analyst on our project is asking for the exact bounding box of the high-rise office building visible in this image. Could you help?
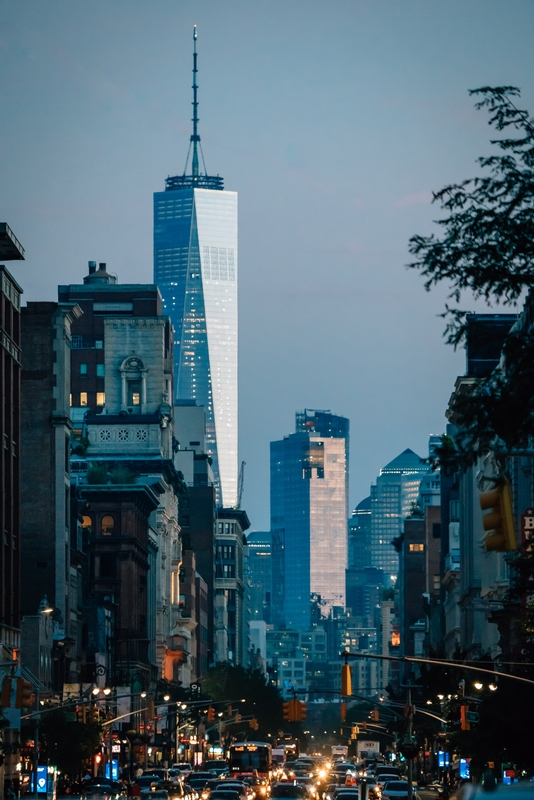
[247,531,272,623]
[153,28,237,508]
[271,410,349,629]
[369,447,430,584]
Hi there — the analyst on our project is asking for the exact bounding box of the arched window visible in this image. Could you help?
[81,515,93,532]
[120,354,147,414]
[101,515,115,536]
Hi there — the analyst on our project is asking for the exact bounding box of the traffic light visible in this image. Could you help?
[90,705,101,723]
[340,702,346,722]
[480,480,517,552]
[234,712,242,723]
[361,721,367,731]
[460,705,470,731]
[370,709,379,721]
[1,677,12,708]
[249,717,259,730]
[15,678,33,709]
[341,664,352,697]
[147,699,155,719]
[227,705,233,716]
[351,726,359,740]
[76,705,88,723]
[283,701,292,721]
[298,701,306,721]
[207,706,215,722]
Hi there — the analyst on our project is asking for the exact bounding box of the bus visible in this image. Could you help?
[228,742,272,778]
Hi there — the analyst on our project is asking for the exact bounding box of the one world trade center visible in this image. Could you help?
[154,27,237,508]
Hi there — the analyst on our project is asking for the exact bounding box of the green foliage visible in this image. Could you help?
[202,662,284,737]
[408,86,534,346]
[109,465,137,484]
[408,87,534,470]
[86,462,108,484]
[39,709,101,777]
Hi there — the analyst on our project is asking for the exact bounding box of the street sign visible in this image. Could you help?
[466,711,480,723]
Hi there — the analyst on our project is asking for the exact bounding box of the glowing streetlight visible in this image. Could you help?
[140,692,147,698]
[489,683,498,691]
[103,688,111,696]
[164,694,170,702]
[92,687,100,696]
[474,682,484,690]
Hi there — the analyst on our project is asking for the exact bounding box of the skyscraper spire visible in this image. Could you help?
[191,25,199,178]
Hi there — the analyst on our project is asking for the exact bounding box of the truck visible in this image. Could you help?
[356,741,381,761]
[331,745,349,760]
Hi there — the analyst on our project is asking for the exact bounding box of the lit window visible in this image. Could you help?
[96,364,105,377]
[82,515,93,532]
[69,393,73,406]
[96,392,105,406]
[409,543,425,552]
[391,631,401,646]
[101,515,115,536]
[80,364,88,376]
[80,392,88,406]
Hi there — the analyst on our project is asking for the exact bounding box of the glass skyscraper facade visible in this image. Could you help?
[368,448,429,584]
[153,29,238,508]
[271,411,348,629]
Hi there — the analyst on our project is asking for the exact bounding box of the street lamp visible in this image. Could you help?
[474,682,484,690]
[489,683,498,691]
[163,694,170,702]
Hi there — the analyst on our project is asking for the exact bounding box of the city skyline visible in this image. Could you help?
[2,2,534,528]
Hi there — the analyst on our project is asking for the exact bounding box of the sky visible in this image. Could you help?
[2,1,534,530]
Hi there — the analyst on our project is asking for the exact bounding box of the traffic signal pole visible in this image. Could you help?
[341,651,534,687]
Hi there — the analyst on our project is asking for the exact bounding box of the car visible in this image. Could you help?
[208,762,229,776]
[82,788,113,800]
[137,778,164,789]
[141,792,170,800]
[381,782,419,800]
[213,782,250,800]
[208,792,244,800]
[174,766,194,779]
[82,780,126,800]
[271,786,308,800]
[158,782,187,799]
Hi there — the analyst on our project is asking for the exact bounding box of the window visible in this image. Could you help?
[409,543,425,552]
[101,515,115,536]
[128,381,141,406]
[96,364,105,377]
[80,364,88,376]
[82,516,93,533]
[95,340,103,349]
[96,392,105,406]
[69,393,73,406]
[433,575,441,591]
[80,392,88,406]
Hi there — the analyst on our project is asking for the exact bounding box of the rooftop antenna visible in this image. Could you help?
[191,25,200,178]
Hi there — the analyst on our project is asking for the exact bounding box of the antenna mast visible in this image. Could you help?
[191,25,199,178]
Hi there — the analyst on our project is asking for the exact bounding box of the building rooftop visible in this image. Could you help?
[0,223,25,261]
[380,448,426,475]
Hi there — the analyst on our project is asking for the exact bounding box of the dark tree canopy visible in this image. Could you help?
[409,86,534,346]
[408,87,534,469]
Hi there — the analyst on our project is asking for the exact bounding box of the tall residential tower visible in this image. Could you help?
[154,28,238,507]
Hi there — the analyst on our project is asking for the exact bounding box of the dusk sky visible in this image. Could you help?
[2,1,533,530]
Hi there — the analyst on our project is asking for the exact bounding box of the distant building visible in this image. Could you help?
[214,508,250,665]
[369,448,430,585]
[345,567,383,626]
[348,497,371,569]
[271,410,349,629]
[247,531,272,623]
[0,223,24,657]
[20,301,83,689]
[153,29,237,508]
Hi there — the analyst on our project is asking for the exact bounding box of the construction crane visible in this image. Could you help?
[237,461,246,509]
